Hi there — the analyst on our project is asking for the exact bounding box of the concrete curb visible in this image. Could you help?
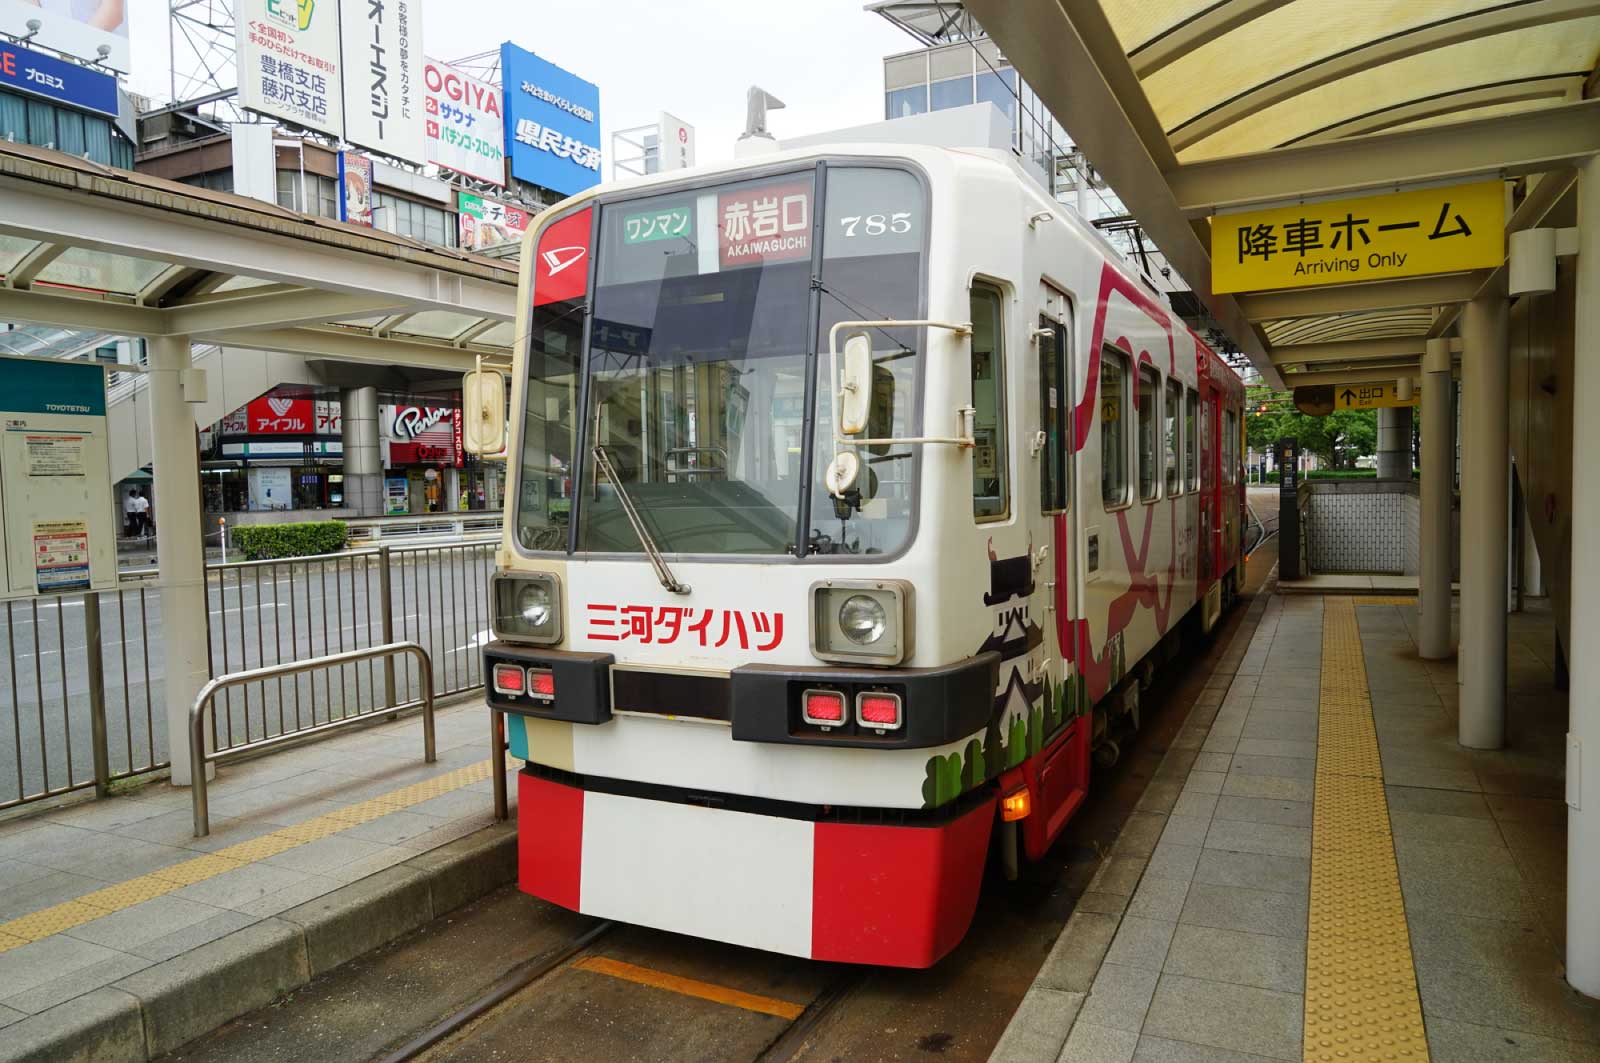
[987,589,1274,1063]
[1,819,518,1063]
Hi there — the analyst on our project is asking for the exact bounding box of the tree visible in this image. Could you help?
[1243,387,1378,469]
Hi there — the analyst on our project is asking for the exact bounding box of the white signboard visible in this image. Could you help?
[0,0,131,73]
[423,58,504,185]
[339,0,425,164]
[236,0,344,138]
[658,112,695,172]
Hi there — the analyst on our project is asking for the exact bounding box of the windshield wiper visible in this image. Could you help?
[592,444,691,595]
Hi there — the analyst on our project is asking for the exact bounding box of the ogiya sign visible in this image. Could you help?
[1211,180,1504,294]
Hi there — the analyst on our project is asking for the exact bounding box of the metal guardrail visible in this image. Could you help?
[1,536,496,813]
[190,641,435,837]
[341,514,503,543]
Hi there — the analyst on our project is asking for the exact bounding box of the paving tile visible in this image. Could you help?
[1077,892,1131,917]
[0,859,64,894]
[319,845,417,885]
[1144,841,1201,884]
[1416,959,1600,1045]
[1487,794,1568,827]
[1116,813,1168,858]
[1137,780,1185,814]
[0,934,126,1001]
[1203,819,1311,859]
[1133,1034,1284,1063]
[1241,713,1318,744]
[1090,857,1146,898]
[0,869,103,922]
[1391,810,1508,848]
[1059,1021,1139,1063]
[1212,796,1313,829]
[1142,973,1302,1061]
[1383,763,1484,792]
[1172,791,1218,820]
[1227,754,1315,781]
[232,874,341,919]
[1400,863,1541,924]
[0,1002,24,1030]
[990,986,1083,1063]
[1160,815,1211,849]
[171,861,310,912]
[1076,962,1159,1033]
[62,894,231,951]
[1386,785,1493,820]
[1102,916,1176,971]
[1126,875,1190,923]
[1232,738,1317,760]
[129,908,256,963]
[260,835,392,875]
[1202,733,1241,755]
[1183,771,1228,796]
[1423,1016,1600,1063]
[1179,882,1307,940]
[1220,774,1313,802]
[1192,753,1232,775]
[1191,849,1310,897]
[1162,924,1305,993]
[0,948,152,1014]
[1394,836,1523,882]
[1407,908,1562,977]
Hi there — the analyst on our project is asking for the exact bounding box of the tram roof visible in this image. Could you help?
[0,140,519,371]
[943,0,1600,388]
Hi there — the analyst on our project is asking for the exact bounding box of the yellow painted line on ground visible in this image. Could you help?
[1356,597,1419,606]
[0,754,507,952]
[1306,597,1429,1063]
[572,956,807,1020]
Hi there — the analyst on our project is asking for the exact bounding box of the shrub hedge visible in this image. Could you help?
[229,520,349,560]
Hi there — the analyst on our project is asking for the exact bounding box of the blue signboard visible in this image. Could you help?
[0,41,118,118]
[501,43,601,197]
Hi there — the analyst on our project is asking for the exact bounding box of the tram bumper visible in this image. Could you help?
[517,768,994,968]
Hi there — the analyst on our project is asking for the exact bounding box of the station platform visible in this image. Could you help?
[992,591,1600,1063]
[0,699,516,1062]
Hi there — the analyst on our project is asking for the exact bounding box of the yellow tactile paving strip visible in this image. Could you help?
[0,755,508,952]
[1305,596,1430,1063]
[1356,597,1419,607]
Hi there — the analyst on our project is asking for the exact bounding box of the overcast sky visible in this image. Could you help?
[126,0,914,168]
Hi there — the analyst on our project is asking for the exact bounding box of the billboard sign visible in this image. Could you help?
[502,43,600,197]
[0,39,118,117]
[385,403,456,464]
[424,59,504,185]
[339,0,425,164]
[236,0,343,138]
[338,151,373,226]
[0,0,130,74]
[457,191,530,252]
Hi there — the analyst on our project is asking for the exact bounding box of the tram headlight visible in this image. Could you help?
[810,580,912,666]
[839,595,887,644]
[493,572,562,645]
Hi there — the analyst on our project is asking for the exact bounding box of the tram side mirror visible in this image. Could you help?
[461,367,507,455]
[840,332,872,436]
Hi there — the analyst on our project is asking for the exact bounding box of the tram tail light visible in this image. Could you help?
[492,664,525,696]
[527,668,556,701]
[1001,787,1031,822]
[856,692,903,731]
[802,689,847,726]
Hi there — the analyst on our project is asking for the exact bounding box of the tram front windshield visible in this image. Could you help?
[515,165,927,558]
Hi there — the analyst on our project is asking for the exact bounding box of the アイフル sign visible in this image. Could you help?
[1212,180,1505,294]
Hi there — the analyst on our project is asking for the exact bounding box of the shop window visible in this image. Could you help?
[1039,315,1069,514]
[1138,365,1159,502]
[970,283,1008,521]
[1101,347,1129,507]
[1165,378,1182,495]
[1185,387,1200,491]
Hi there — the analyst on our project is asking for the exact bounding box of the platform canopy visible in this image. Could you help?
[946,0,1600,388]
[0,140,520,372]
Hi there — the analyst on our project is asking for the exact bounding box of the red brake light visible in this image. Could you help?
[802,689,846,726]
[492,664,525,695]
[528,669,556,699]
[857,692,903,730]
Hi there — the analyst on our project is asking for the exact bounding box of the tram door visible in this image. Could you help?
[1199,385,1219,583]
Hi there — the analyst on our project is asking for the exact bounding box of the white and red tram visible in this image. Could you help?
[475,142,1247,968]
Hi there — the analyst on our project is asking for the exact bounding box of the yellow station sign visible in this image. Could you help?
[1212,180,1504,294]
[1294,383,1419,416]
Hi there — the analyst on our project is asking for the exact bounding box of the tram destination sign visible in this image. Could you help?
[1212,180,1504,294]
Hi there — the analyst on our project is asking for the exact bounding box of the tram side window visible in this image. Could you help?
[1224,408,1239,484]
[1165,378,1182,495]
[970,285,1009,521]
[1100,347,1129,508]
[1039,316,1069,514]
[1138,365,1159,502]
[1184,387,1200,491]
